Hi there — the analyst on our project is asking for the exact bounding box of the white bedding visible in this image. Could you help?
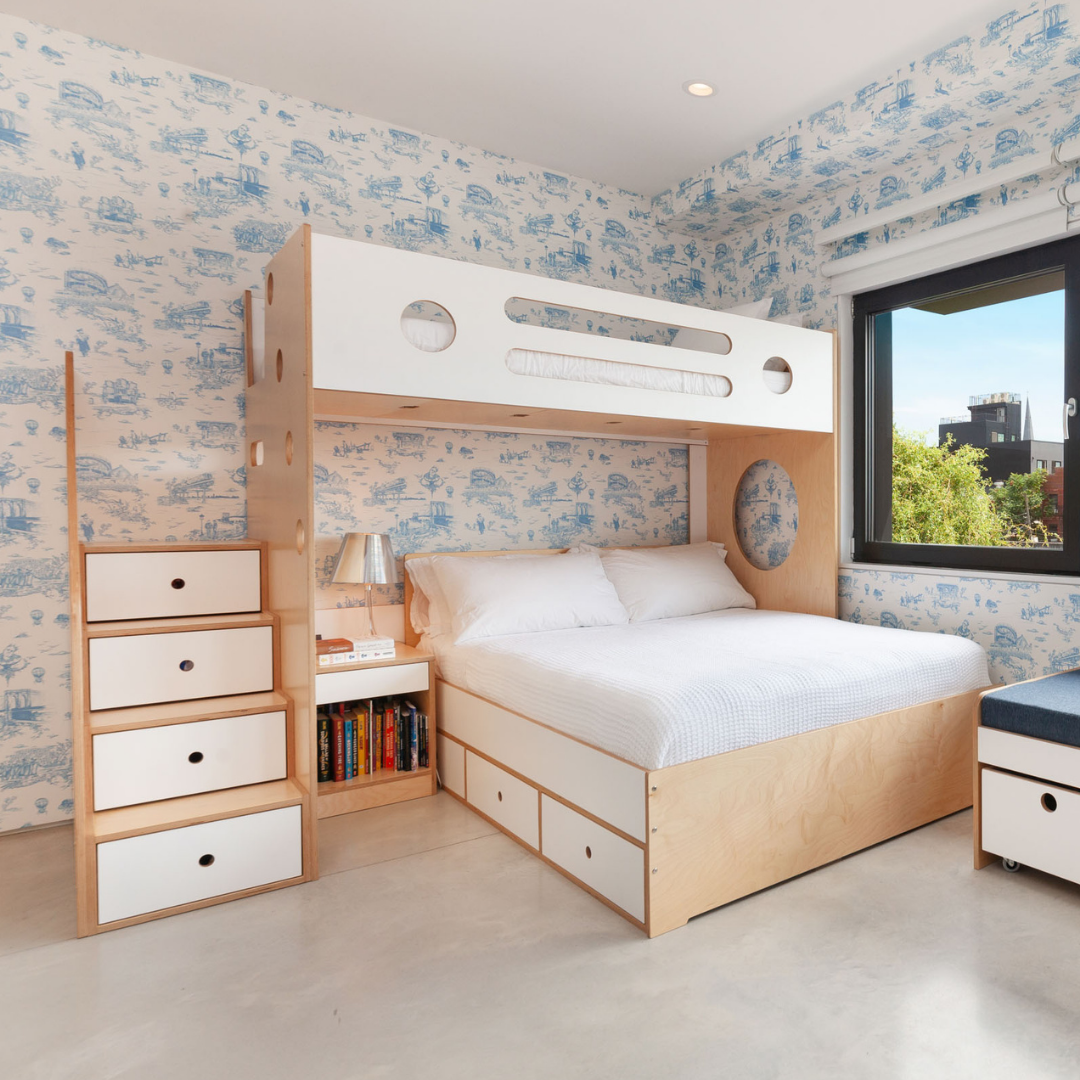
[427,609,990,770]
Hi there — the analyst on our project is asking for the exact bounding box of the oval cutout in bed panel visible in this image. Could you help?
[763,356,793,394]
[504,297,731,355]
[506,350,731,398]
[735,459,798,570]
[401,300,456,352]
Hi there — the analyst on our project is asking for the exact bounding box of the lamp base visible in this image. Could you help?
[365,582,377,638]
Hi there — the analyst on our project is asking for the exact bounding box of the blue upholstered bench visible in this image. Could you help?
[976,671,1080,881]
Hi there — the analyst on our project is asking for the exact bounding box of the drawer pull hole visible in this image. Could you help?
[179,659,194,672]
[1042,793,1058,813]
[585,846,592,859]
[198,854,215,867]
[188,751,204,764]
[497,791,503,802]
[170,577,186,590]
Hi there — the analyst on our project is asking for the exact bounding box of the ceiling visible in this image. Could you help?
[10,0,1011,195]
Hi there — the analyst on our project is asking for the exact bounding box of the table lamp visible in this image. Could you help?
[330,531,399,640]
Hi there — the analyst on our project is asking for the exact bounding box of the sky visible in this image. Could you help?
[891,289,1065,449]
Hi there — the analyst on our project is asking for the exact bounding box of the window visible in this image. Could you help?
[854,236,1080,573]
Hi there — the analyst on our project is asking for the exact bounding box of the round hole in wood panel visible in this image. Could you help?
[296,519,305,555]
[266,272,274,306]
[250,440,264,467]
[763,356,792,394]
[1042,793,1058,812]
[275,348,283,383]
[585,846,592,859]
[188,751,204,764]
[170,577,185,590]
[198,853,215,867]
[285,430,294,465]
[401,300,456,352]
[735,459,798,571]
[179,659,194,672]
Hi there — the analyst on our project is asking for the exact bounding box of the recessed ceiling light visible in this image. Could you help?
[683,80,715,98]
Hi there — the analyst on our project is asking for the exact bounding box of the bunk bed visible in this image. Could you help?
[246,225,989,936]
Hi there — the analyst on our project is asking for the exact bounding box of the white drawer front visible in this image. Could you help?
[438,735,465,798]
[982,768,1080,883]
[89,626,274,711]
[85,550,262,622]
[93,711,287,810]
[541,795,645,922]
[315,661,427,706]
[979,727,1080,792]
[466,751,538,849]
[96,805,302,924]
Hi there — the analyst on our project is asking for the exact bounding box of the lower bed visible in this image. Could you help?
[428,610,991,937]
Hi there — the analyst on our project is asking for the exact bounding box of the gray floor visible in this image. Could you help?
[3,796,1080,1080]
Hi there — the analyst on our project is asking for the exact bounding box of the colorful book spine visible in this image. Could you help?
[332,714,345,783]
[384,704,395,771]
[344,715,355,781]
[420,713,428,768]
[409,703,419,771]
[317,711,331,784]
[350,714,359,778]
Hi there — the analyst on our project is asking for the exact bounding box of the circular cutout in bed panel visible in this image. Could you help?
[401,301,456,352]
[735,459,798,570]
[763,357,792,394]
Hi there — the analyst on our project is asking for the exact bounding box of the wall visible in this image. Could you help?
[655,0,1080,684]
[313,422,689,609]
[0,12,719,832]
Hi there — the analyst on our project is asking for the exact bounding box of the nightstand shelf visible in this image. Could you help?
[314,646,437,819]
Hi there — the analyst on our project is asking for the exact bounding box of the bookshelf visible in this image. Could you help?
[315,644,437,819]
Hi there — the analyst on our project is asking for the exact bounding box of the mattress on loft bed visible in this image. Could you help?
[426,609,990,770]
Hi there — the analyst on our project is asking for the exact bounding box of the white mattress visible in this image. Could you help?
[428,609,990,770]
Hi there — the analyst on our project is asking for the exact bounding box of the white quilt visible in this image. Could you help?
[429,609,990,770]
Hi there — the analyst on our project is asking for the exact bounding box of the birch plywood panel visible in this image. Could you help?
[645,688,979,936]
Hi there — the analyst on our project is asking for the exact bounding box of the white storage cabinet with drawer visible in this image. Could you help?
[70,540,310,937]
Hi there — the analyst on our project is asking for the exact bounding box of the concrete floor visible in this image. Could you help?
[3,796,1080,1080]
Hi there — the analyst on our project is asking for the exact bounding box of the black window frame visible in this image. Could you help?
[853,235,1080,574]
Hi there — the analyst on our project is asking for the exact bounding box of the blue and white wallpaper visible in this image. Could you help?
[314,423,689,607]
[655,1,1080,329]
[735,459,798,571]
[6,1,1080,831]
[0,13,714,832]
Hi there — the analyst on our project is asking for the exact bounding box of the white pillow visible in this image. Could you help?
[431,552,629,644]
[597,543,755,622]
[406,551,548,638]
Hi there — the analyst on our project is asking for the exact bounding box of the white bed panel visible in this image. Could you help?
[432,609,990,771]
[437,682,646,842]
[309,233,833,431]
[437,734,465,797]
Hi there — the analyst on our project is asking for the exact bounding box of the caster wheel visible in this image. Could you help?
[1002,858,1021,873]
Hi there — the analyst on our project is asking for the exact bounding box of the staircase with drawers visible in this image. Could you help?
[69,542,314,936]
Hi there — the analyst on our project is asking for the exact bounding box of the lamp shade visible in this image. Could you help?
[330,532,399,586]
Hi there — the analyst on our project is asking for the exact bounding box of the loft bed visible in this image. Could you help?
[246,225,988,936]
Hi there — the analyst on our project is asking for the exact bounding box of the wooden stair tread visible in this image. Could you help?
[84,610,277,637]
[89,690,292,734]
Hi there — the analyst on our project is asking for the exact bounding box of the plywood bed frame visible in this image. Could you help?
[247,224,982,936]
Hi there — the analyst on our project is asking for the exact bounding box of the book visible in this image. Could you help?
[344,715,355,781]
[384,703,395,771]
[317,710,331,784]
[316,637,355,655]
[332,714,345,783]
[366,700,374,774]
[409,702,419,771]
[419,713,428,768]
[350,712,360,777]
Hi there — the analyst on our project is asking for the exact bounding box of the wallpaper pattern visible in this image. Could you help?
[0,13,711,831]
[313,423,689,607]
[735,459,798,571]
[654,1,1080,329]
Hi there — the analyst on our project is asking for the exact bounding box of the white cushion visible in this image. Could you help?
[431,552,629,643]
[597,543,755,622]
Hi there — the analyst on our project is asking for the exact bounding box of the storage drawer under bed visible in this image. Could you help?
[540,795,645,923]
[465,751,539,849]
